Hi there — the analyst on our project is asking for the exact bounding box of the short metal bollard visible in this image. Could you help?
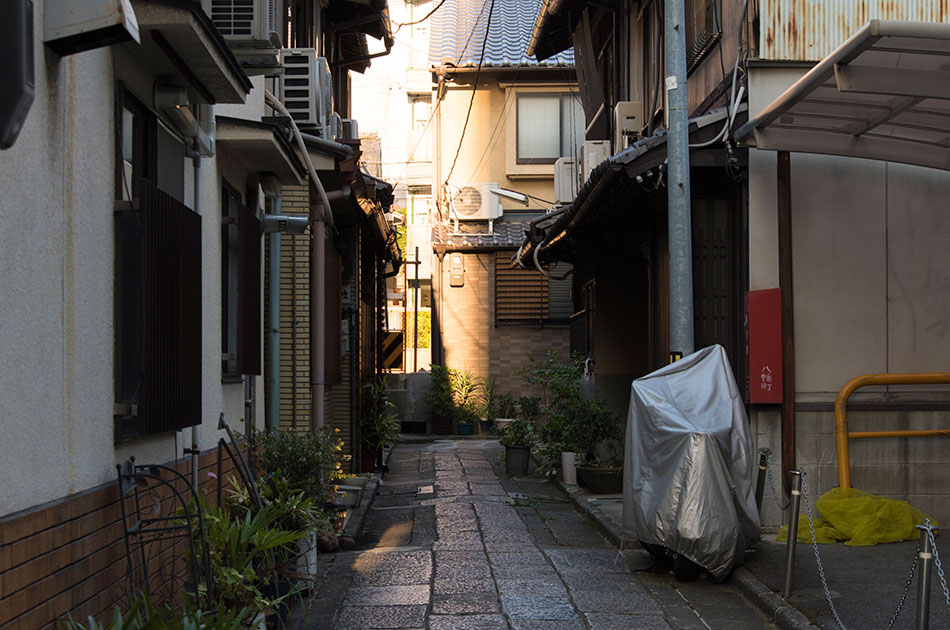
[782,470,804,599]
[916,523,937,630]
[755,448,771,511]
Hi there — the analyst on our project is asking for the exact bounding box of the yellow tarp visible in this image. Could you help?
[776,487,937,546]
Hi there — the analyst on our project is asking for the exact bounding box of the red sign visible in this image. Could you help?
[745,289,783,403]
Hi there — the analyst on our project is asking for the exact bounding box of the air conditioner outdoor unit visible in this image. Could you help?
[613,100,642,152]
[202,0,281,49]
[278,49,333,137]
[553,157,577,204]
[452,183,503,221]
[581,140,611,187]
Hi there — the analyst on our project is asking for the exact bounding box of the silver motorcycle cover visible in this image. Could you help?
[622,345,760,577]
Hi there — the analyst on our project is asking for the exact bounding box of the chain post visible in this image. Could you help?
[916,523,935,630]
[782,469,804,599]
[755,448,771,512]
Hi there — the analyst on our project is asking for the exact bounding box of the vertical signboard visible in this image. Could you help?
[746,288,783,403]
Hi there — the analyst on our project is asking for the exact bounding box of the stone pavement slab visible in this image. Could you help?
[290,439,781,630]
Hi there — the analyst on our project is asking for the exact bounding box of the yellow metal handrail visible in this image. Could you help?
[835,372,950,489]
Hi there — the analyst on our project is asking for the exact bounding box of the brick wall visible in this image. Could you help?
[439,252,570,401]
[0,448,243,629]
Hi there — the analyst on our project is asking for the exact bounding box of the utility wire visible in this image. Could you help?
[393,0,447,33]
[444,0,495,186]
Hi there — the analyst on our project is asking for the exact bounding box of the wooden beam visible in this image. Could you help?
[777,151,796,499]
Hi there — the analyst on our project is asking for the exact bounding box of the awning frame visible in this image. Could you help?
[736,20,950,171]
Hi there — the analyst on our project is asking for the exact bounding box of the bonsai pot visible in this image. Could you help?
[576,465,623,494]
[457,421,474,436]
[431,412,452,435]
[505,445,530,476]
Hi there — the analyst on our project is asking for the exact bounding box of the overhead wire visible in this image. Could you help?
[392,0,447,33]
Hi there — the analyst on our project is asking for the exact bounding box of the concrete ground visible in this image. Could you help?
[288,439,780,629]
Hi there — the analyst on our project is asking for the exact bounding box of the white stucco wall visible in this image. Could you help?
[747,65,950,523]
[0,9,263,517]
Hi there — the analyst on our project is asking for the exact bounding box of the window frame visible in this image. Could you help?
[504,85,582,179]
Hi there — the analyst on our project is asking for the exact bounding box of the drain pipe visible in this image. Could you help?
[263,90,334,431]
[262,178,282,431]
[189,140,202,492]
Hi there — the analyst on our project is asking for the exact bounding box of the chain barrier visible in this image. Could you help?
[764,462,928,629]
[760,452,791,511]
[800,472,850,630]
[925,520,950,610]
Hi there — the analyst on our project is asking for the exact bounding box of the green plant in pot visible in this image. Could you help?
[249,427,345,506]
[450,368,480,435]
[477,375,497,435]
[573,400,624,494]
[425,365,455,435]
[498,417,534,476]
[362,377,401,472]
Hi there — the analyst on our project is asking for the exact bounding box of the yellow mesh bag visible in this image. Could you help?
[776,487,937,546]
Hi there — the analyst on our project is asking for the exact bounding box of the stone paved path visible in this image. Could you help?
[289,440,778,630]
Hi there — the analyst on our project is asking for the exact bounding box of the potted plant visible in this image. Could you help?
[518,395,541,422]
[477,375,497,435]
[425,365,455,435]
[574,401,624,493]
[498,417,534,476]
[450,368,480,435]
[361,377,400,471]
[494,392,517,432]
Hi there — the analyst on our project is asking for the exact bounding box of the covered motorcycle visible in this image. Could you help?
[622,345,760,579]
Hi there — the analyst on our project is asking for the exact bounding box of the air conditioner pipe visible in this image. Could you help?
[299,132,354,159]
[264,89,334,432]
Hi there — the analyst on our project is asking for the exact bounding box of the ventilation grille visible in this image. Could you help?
[207,0,255,36]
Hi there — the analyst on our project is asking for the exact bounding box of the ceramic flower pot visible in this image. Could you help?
[505,445,530,476]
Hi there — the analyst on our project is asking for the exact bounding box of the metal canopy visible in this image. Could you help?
[735,20,950,171]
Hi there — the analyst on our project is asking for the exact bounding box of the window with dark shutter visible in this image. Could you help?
[222,187,262,378]
[685,0,722,74]
[495,251,574,326]
[115,179,202,439]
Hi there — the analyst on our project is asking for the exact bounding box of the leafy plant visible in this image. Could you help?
[478,376,497,420]
[498,417,535,448]
[249,428,345,505]
[362,377,400,452]
[517,396,541,420]
[497,392,516,419]
[425,365,455,418]
[450,369,481,425]
[63,589,250,630]
[196,496,307,617]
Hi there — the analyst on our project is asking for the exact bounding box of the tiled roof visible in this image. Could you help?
[428,0,574,68]
[432,220,531,250]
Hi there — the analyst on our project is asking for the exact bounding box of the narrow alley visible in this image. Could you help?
[290,440,778,630]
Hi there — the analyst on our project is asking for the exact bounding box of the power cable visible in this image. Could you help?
[444,0,496,186]
[392,0,447,33]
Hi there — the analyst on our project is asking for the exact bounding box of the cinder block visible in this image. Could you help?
[851,464,910,495]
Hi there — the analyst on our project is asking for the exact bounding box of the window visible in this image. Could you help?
[516,93,584,164]
[221,185,262,379]
[115,89,202,440]
[494,251,572,324]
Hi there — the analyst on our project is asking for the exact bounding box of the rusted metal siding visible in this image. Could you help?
[760,0,950,60]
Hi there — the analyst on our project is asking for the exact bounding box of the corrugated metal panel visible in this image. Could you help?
[760,0,950,60]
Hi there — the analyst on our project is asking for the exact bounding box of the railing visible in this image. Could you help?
[835,372,950,489]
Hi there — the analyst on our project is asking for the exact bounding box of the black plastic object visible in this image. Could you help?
[0,0,34,150]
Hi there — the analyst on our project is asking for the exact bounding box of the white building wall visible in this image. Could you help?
[0,15,263,516]
[748,65,950,523]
